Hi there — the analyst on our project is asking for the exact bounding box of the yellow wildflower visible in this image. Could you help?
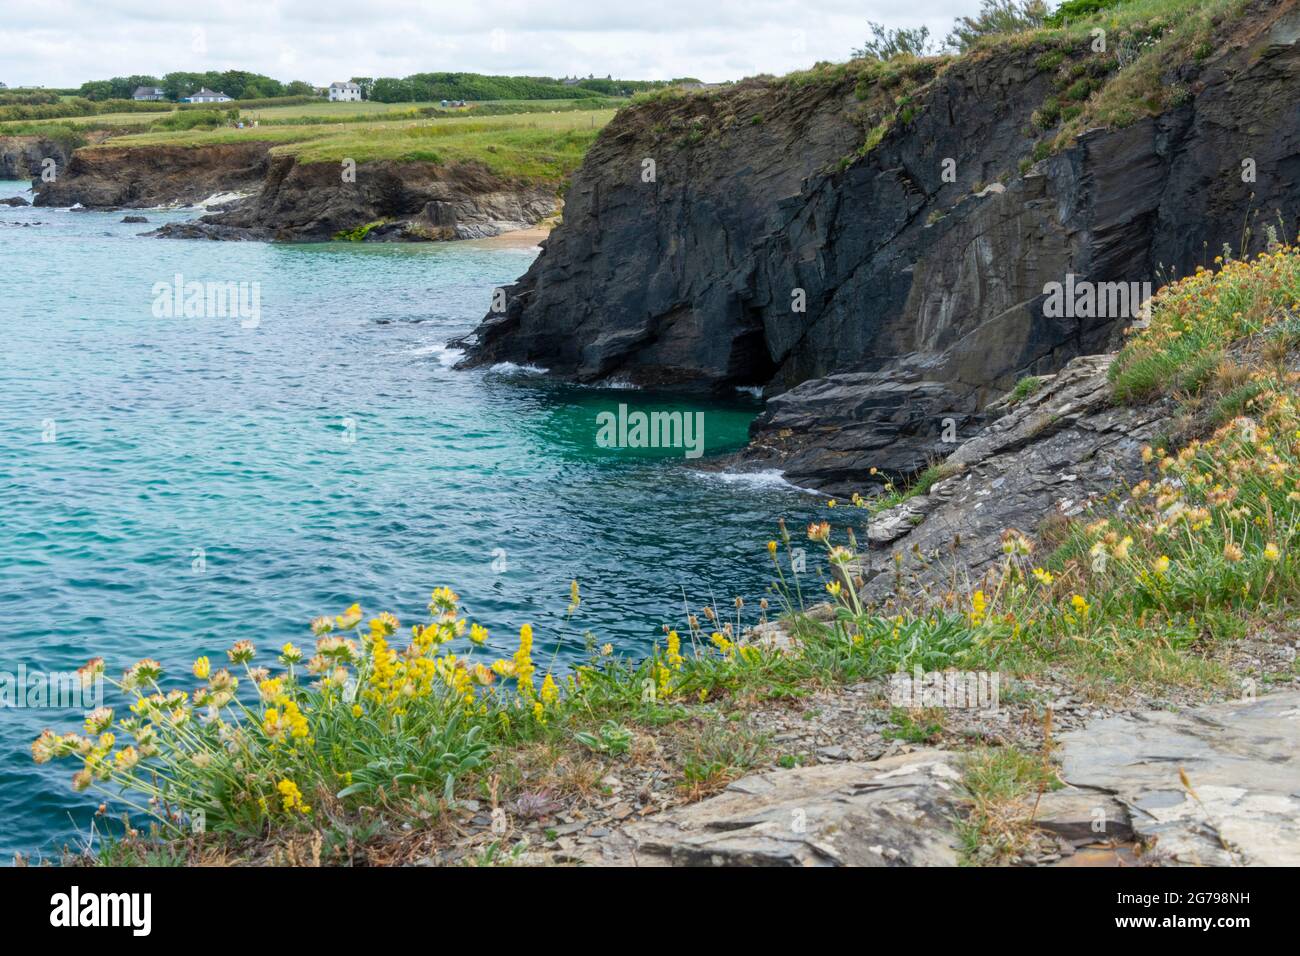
[192,656,210,680]
[540,674,559,706]
[666,631,683,669]
[277,778,310,814]
[514,624,535,698]
[335,603,363,630]
[84,708,113,735]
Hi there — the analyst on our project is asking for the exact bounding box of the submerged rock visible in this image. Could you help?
[145,220,274,241]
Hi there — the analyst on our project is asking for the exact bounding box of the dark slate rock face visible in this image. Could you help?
[855,353,1171,604]
[0,136,68,182]
[199,156,559,242]
[460,4,1300,490]
[32,144,558,243]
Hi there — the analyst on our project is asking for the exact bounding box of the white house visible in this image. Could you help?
[328,81,362,102]
[185,87,232,103]
[133,86,166,101]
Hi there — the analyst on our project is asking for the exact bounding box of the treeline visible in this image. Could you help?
[78,72,315,101]
[360,72,692,103]
[0,91,63,106]
[0,97,171,123]
[65,71,695,108]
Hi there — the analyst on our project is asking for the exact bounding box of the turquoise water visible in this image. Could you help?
[0,180,820,858]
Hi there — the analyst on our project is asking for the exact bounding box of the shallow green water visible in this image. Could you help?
[0,180,822,858]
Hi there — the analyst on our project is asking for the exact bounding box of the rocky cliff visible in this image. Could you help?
[0,135,72,181]
[31,143,558,242]
[171,155,557,242]
[33,142,273,208]
[854,352,1170,603]
[458,0,1300,492]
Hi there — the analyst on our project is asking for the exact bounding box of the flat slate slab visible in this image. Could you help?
[1057,691,1300,866]
[622,751,966,867]
[565,693,1299,867]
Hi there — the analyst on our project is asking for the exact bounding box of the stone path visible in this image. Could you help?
[544,691,1300,867]
[1057,691,1300,866]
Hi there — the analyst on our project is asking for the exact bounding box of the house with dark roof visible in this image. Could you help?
[133,86,166,101]
[328,81,362,102]
[183,87,232,104]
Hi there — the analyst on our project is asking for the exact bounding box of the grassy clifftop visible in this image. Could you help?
[82,109,617,183]
[625,0,1261,171]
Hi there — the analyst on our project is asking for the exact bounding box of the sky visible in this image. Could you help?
[1,0,981,88]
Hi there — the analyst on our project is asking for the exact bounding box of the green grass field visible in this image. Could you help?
[0,110,168,129]
[89,108,619,181]
[0,99,620,182]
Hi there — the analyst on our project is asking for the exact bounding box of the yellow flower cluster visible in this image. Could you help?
[277,778,310,814]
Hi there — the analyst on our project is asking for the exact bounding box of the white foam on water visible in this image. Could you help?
[407,342,464,367]
[198,191,250,209]
[488,361,549,375]
[735,385,764,399]
[689,468,820,495]
[591,376,636,390]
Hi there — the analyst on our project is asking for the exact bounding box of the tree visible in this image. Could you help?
[368,77,414,103]
[350,77,374,100]
[852,22,936,60]
[1044,0,1126,27]
[77,75,161,100]
[947,0,1050,51]
[77,80,114,100]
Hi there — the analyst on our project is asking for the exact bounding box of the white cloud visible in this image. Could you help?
[1,0,978,88]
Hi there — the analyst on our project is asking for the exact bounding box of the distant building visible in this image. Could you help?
[328,81,362,102]
[133,86,166,101]
[184,87,232,104]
